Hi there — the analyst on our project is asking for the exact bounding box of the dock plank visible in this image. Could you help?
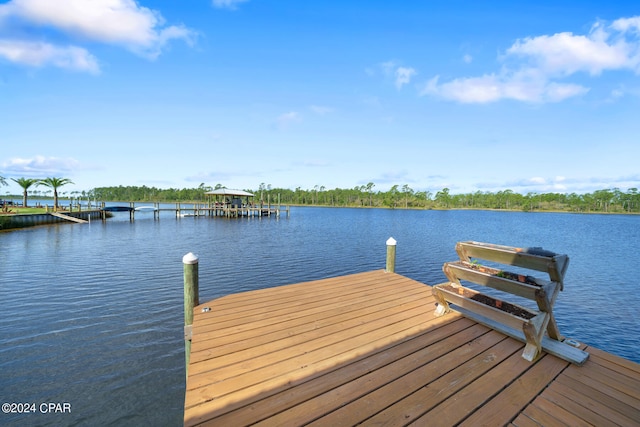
[190,276,428,364]
[186,306,439,410]
[352,334,521,427]
[541,383,619,427]
[190,299,432,376]
[254,322,490,427]
[184,270,640,426]
[408,344,534,426]
[511,412,547,427]
[524,396,584,427]
[556,371,640,421]
[457,354,570,426]
[210,317,477,426]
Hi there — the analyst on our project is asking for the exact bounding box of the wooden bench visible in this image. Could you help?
[433,241,588,365]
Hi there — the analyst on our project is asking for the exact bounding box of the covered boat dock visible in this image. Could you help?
[204,188,287,218]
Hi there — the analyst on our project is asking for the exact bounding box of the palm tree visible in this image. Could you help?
[365,182,375,207]
[435,187,451,208]
[401,184,413,208]
[12,178,39,207]
[38,177,74,211]
[0,175,7,186]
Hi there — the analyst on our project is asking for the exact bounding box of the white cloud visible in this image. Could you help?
[0,39,99,72]
[309,105,333,115]
[395,66,416,89]
[529,177,547,185]
[506,30,635,76]
[463,54,473,63]
[380,60,396,75]
[610,88,625,100]
[376,61,417,90]
[473,174,640,194]
[212,0,249,10]
[421,73,588,103]
[274,111,300,129]
[611,16,640,34]
[0,0,196,71]
[2,156,80,177]
[422,15,640,103]
[544,81,590,102]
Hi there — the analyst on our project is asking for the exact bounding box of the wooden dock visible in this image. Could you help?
[176,204,288,218]
[102,203,289,220]
[49,211,89,223]
[100,189,289,220]
[183,270,640,426]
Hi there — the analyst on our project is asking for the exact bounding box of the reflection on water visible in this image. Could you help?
[1,207,639,425]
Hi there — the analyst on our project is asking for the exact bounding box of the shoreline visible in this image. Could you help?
[3,201,638,217]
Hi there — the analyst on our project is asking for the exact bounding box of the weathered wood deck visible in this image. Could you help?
[184,270,640,426]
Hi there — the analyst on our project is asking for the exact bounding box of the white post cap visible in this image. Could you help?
[182,252,199,264]
[386,237,397,246]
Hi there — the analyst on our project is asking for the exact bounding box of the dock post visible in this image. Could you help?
[183,252,199,376]
[386,237,397,273]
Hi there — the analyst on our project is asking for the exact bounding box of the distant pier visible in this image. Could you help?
[1,196,288,230]
[101,202,289,221]
[101,189,290,221]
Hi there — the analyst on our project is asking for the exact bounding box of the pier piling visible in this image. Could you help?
[183,252,199,376]
[385,237,396,273]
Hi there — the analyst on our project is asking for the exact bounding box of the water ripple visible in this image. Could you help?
[1,207,638,425]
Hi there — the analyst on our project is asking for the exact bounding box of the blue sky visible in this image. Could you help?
[1,0,639,197]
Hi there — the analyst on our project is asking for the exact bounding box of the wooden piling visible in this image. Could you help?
[183,252,199,376]
[386,237,396,273]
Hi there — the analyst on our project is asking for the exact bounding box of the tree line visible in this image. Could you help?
[89,182,640,214]
[2,176,638,214]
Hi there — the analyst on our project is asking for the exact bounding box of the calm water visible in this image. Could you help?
[1,207,639,426]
